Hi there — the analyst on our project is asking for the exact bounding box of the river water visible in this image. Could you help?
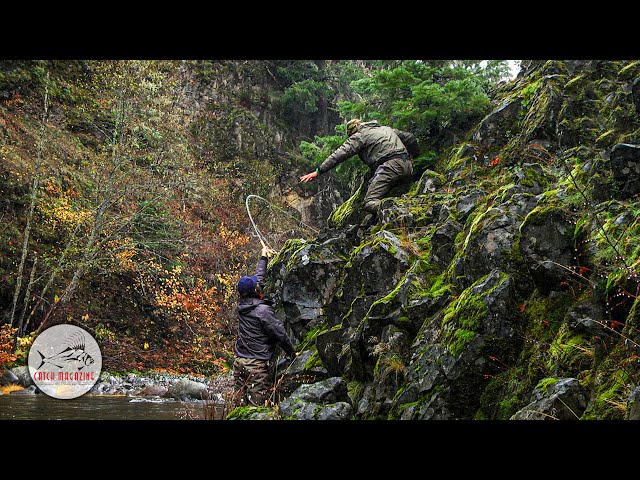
[0,393,222,420]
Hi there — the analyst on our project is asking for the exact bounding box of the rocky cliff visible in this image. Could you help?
[231,60,640,420]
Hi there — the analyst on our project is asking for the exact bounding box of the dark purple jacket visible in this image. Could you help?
[234,256,295,360]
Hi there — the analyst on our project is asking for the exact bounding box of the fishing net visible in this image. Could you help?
[245,194,319,252]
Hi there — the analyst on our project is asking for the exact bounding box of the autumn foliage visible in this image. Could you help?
[0,325,17,371]
[0,61,267,377]
[82,176,256,376]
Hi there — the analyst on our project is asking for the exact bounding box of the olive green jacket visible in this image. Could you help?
[317,121,419,175]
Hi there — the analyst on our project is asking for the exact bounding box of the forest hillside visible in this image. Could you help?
[0,60,505,379]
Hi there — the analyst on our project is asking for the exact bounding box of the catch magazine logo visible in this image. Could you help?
[28,324,102,399]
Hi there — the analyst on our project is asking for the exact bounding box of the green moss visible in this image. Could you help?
[495,397,520,418]
[410,169,447,196]
[517,163,553,190]
[389,392,436,419]
[347,380,365,405]
[541,60,569,76]
[397,316,411,327]
[534,377,559,393]
[521,202,560,226]
[520,75,565,140]
[478,353,539,420]
[424,273,453,300]
[303,348,324,370]
[582,365,630,420]
[328,179,365,228]
[442,289,486,330]
[301,325,323,345]
[520,78,543,112]
[624,298,640,333]
[564,74,585,91]
[285,242,310,271]
[524,290,573,332]
[447,329,477,356]
[595,129,617,147]
[441,272,508,356]
[268,238,306,271]
[437,142,475,172]
[444,200,501,283]
[422,169,447,185]
[546,325,593,373]
[347,232,401,269]
[364,268,410,321]
[475,372,525,420]
[415,231,434,257]
[478,286,582,420]
[618,61,640,79]
[226,405,274,420]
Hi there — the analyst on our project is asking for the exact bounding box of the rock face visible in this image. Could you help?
[511,378,589,420]
[239,60,640,421]
[279,377,352,420]
[609,143,640,196]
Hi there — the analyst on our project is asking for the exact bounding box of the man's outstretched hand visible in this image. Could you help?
[262,245,276,258]
[299,171,319,183]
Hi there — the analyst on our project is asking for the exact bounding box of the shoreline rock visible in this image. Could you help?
[90,370,233,402]
[1,367,234,403]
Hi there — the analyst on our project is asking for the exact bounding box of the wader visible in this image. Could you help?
[233,356,273,406]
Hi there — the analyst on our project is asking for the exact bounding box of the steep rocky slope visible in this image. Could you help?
[235,60,640,420]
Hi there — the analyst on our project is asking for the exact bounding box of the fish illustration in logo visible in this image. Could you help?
[36,331,95,371]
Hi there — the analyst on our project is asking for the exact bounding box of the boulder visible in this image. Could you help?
[275,349,328,396]
[9,366,34,388]
[632,77,640,115]
[473,98,523,150]
[627,386,640,420]
[0,369,19,386]
[609,143,640,196]
[511,378,588,420]
[166,379,209,400]
[139,385,169,398]
[279,377,353,420]
[519,207,575,294]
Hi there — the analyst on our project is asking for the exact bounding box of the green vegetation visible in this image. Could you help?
[441,272,508,356]
[6,59,640,421]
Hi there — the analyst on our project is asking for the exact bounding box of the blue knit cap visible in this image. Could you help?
[237,275,258,295]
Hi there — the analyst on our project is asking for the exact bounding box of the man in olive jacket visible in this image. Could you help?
[233,245,297,407]
[300,118,420,216]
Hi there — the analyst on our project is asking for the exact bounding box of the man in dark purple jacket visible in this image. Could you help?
[233,245,297,407]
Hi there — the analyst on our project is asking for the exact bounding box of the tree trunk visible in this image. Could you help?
[314,60,328,137]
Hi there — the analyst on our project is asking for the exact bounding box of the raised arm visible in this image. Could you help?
[255,244,276,285]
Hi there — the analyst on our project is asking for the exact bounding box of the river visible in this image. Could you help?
[0,393,225,420]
